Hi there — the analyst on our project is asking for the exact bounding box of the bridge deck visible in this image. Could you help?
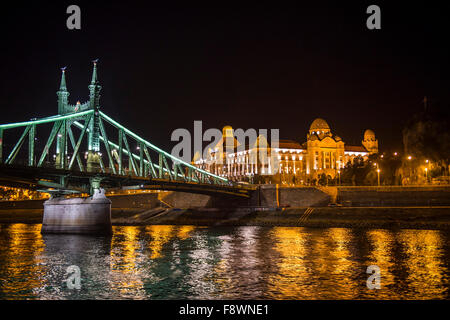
[0,164,255,198]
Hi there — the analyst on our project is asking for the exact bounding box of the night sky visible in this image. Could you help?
[1,2,449,153]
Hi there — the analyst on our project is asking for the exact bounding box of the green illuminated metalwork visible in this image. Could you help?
[68,114,92,170]
[118,129,123,175]
[67,125,85,171]
[5,126,30,165]
[0,110,93,129]
[98,117,116,174]
[0,128,3,164]
[29,124,35,166]
[0,61,235,196]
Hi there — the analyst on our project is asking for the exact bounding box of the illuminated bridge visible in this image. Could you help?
[0,62,254,200]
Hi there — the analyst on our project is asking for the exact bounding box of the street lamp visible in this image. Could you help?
[407,156,413,182]
[337,170,341,186]
[425,167,428,183]
[373,162,380,186]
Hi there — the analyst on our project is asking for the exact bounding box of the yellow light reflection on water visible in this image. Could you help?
[365,229,397,298]
[267,227,311,299]
[109,226,146,297]
[107,225,198,299]
[177,225,196,241]
[0,224,46,298]
[322,228,359,299]
[1,224,448,300]
[268,227,362,299]
[146,225,176,259]
[397,229,446,299]
[111,226,140,272]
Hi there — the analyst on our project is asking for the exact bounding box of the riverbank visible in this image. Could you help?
[117,207,450,230]
[1,206,449,230]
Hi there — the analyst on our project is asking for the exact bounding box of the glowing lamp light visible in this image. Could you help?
[408,156,412,160]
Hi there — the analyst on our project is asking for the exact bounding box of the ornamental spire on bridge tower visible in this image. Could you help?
[60,67,67,90]
[56,67,70,168]
[88,59,101,110]
[91,59,98,84]
[57,67,69,115]
[87,59,102,172]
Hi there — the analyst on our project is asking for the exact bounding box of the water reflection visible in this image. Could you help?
[0,224,449,299]
[396,230,447,299]
[0,224,45,299]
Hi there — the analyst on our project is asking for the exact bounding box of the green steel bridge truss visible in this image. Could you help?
[0,109,254,196]
[0,62,253,198]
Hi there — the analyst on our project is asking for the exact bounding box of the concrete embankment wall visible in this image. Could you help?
[256,185,331,207]
[1,186,449,214]
[159,191,214,208]
[0,193,160,210]
[158,186,450,208]
[109,193,159,208]
[0,199,46,209]
[336,186,450,206]
[158,187,332,208]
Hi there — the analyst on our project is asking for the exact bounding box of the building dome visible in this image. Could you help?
[309,118,330,131]
[222,125,234,138]
[310,118,330,131]
[364,129,376,140]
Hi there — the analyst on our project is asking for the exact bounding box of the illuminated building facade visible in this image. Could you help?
[194,118,378,184]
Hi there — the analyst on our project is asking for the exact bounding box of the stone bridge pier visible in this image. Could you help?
[41,188,112,235]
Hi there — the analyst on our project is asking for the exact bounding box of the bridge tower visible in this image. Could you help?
[54,61,103,172]
[57,68,69,114]
[87,60,102,172]
[55,68,69,169]
[42,61,111,235]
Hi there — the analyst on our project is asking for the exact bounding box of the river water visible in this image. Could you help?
[0,224,449,300]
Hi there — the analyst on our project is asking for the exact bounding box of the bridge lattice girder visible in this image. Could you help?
[0,110,253,197]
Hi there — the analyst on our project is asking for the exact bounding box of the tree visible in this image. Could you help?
[341,156,372,185]
[379,155,402,185]
[403,105,450,167]
[318,173,327,186]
